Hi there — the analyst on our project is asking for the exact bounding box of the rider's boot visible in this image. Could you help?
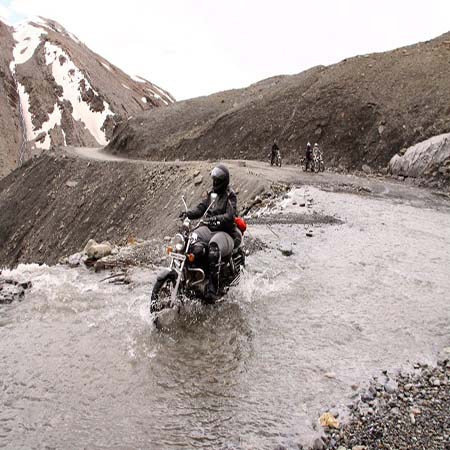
[204,244,220,303]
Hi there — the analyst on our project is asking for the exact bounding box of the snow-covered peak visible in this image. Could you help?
[2,15,174,157]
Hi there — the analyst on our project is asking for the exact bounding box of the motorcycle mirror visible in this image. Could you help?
[181,195,188,212]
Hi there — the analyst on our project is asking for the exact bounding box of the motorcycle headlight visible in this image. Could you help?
[172,233,186,253]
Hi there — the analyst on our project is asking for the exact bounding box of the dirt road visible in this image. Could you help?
[67,146,450,207]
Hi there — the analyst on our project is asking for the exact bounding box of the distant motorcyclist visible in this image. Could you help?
[270,139,280,166]
[305,142,313,171]
[180,164,240,302]
[313,142,322,159]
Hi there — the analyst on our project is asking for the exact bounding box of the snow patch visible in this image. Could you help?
[131,74,146,83]
[45,42,114,145]
[17,83,34,141]
[141,97,147,103]
[101,61,112,72]
[122,83,131,90]
[68,32,80,43]
[151,84,175,103]
[10,19,47,73]
[17,79,63,150]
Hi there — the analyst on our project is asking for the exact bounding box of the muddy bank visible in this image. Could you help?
[0,152,275,268]
[2,149,450,268]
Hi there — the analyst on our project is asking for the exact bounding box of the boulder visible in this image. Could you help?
[84,239,113,260]
[362,164,372,174]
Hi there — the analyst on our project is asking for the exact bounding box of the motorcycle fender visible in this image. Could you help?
[156,269,178,282]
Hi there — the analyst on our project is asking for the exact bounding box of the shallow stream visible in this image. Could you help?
[1,187,449,449]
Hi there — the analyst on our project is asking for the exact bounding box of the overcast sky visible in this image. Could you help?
[1,0,449,100]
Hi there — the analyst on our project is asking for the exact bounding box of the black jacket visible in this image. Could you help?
[271,143,279,155]
[187,188,237,233]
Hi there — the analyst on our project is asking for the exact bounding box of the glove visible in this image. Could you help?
[205,217,220,229]
[179,211,188,219]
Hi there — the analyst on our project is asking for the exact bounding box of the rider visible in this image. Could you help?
[270,139,280,165]
[305,142,313,171]
[181,164,239,302]
[313,142,322,159]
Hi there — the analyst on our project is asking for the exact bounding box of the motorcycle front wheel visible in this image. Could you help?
[150,271,177,313]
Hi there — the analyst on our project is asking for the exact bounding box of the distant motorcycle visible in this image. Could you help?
[269,150,282,167]
[150,193,246,328]
[312,154,325,173]
[301,156,313,172]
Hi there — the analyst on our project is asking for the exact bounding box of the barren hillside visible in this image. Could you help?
[107,32,450,173]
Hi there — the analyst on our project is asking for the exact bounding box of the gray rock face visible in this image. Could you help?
[388,132,450,182]
[0,16,174,178]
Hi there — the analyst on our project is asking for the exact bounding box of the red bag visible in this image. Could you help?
[234,216,247,233]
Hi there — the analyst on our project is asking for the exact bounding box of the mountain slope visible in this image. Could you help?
[0,20,21,178]
[107,31,450,174]
[0,16,174,178]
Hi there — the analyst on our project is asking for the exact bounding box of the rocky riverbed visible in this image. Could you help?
[311,354,450,450]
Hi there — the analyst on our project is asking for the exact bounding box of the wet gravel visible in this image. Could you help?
[312,356,450,450]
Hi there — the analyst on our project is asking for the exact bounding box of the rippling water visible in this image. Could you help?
[1,187,449,450]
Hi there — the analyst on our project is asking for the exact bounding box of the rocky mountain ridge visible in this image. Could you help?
[106,31,450,185]
[0,16,174,178]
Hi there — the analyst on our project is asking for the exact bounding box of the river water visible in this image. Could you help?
[1,187,449,450]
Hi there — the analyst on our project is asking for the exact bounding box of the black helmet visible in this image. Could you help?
[211,164,229,194]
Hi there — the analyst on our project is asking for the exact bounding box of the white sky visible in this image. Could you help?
[1,0,449,100]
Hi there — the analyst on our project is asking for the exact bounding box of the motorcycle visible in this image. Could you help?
[269,150,282,167]
[312,153,325,173]
[150,193,247,328]
[301,156,313,172]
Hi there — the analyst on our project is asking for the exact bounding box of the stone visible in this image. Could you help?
[324,372,336,379]
[84,239,113,260]
[65,180,78,187]
[352,446,367,450]
[279,248,294,257]
[68,252,83,267]
[193,174,203,185]
[362,164,372,174]
[384,379,398,393]
[312,437,325,450]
